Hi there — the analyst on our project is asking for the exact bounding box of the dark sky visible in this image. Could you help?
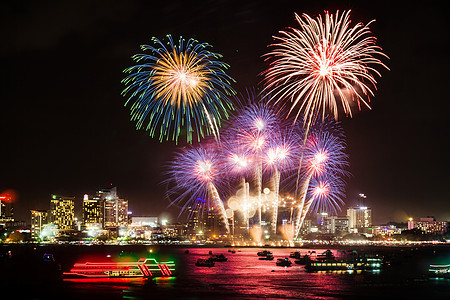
[1,0,449,224]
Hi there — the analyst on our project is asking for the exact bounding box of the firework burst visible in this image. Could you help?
[122,35,235,143]
[263,10,389,126]
[165,144,230,232]
[307,174,346,215]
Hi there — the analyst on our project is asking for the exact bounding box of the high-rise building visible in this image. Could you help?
[30,210,48,238]
[98,188,127,228]
[323,216,349,235]
[347,207,372,234]
[50,194,75,232]
[186,203,204,235]
[82,194,103,226]
[0,193,14,220]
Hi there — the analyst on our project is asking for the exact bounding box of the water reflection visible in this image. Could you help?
[51,246,450,299]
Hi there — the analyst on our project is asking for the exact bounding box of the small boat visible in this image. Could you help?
[276,258,292,267]
[259,254,274,261]
[289,252,301,259]
[257,250,273,257]
[429,264,450,278]
[228,249,236,254]
[185,250,189,254]
[210,254,228,262]
[195,258,215,267]
[316,249,336,262]
[294,254,311,265]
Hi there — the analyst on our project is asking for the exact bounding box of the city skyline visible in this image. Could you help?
[1,1,449,224]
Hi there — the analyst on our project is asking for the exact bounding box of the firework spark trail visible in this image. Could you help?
[294,171,313,238]
[208,182,230,233]
[263,128,300,234]
[272,169,281,234]
[122,35,235,143]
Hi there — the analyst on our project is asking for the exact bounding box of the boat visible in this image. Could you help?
[305,261,353,271]
[259,254,274,260]
[429,264,450,278]
[63,258,175,279]
[276,258,292,267]
[316,249,336,262]
[228,249,236,254]
[210,254,228,262]
[294,254,311,265]
[289,252,301,259]
[257,250,273,257]
[195,258,215,267]
[185,250,189,254]
[354,255,383,270]
[304,251,384,272]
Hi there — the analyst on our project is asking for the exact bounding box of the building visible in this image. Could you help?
[82,194,103,226]
[30,210,49,238]
[347,207,372,234]
[131,216,158,227]
[408,217,447,234]
[323,216,349,235]
[186,203,205,236]
[372,225,402,237]
[0,193,14,220]
[95,187,128,229]
[299,219,313,236]
[104,198,128,228]
[50,194,75,232]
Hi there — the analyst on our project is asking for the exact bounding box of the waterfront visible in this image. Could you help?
[1,244,450,299]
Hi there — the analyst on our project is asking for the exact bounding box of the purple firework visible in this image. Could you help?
[307,173,346,215]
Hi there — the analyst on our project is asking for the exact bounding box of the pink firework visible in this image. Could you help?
[263,10,389,125]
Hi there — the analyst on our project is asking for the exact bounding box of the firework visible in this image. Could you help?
[165,144,230,233]
[262,128,300,234]
[122,35,235,143]
[294,122,349,238]
[230,99,281,228]
[307,174,346,215]
[263,10,389,127]
[302,129,349,177]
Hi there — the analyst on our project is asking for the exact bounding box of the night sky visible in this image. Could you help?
[1,0,449,224]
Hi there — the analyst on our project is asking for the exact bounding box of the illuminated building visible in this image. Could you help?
[323,216,349,235]
[82,194,103,227]
[408,217,447,234]
[347,207,372,234]
[0,194,14,220]
[50,194,75,232]
[372,225,402,237]
[104,198,129,228]
[299,219,312,235]
[205,207,225,237]
[97,187,128,229]
[30,210,49,238]
[131,216,158,227]
[186,203,205,236]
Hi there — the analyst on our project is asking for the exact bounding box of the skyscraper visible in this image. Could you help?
[98,187,128,228]
[347,207,372,234]
[82,194,103,226]
[50,194,75,232]
[0,193,14,220]
[30,210,48,238]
